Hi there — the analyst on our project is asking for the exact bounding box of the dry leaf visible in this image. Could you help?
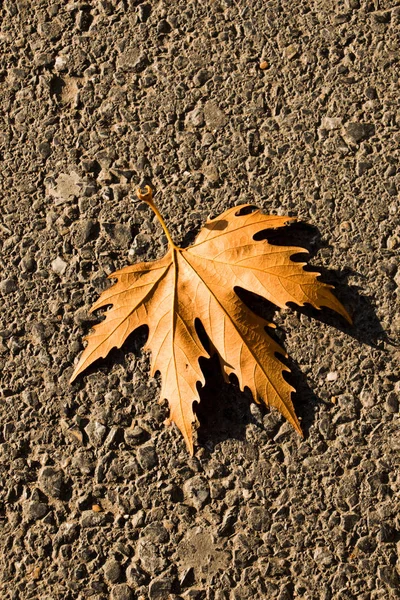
[70,187,351,453]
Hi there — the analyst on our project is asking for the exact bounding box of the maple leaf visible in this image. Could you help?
[70,186,351,454]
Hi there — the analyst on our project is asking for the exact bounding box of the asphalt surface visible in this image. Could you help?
[0,1,399,599]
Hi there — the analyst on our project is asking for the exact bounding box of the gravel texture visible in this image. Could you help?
[1,1,400,599]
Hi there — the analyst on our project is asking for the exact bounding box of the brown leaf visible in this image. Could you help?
[70,186,351,454]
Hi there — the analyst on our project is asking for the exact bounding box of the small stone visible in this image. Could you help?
[248,507,271,532]
[98,169,113,184]
[39,19,62,40]
[138,4,151,22]
[131,510,145,529]
[104,223,133,248]
[72,564,87,580]
[250,403,263,424]
[81,510,108,528]
[110,584,134,600]
[356,535,376,553]
[21,256,36,272]
[378,567,400,588]
[34,52,53,67]
[26,501,48,520]
[80,159,99,173]
[137,445,158,470]
[183,476,210,509]
[259,60,268,70]
[51,256,68,276]
[284,44,299,60]
[149,576,173,599]
[344,122,375,144]
[100,0,113,14]
[185,107,205,128]
[137,538,167,574]
[73,307,91,326]
[157,19,171,35]
[365,86,377,99]
[339,221,351,232]
[334,13,351,24]
[387,235,398,249]
[125,425,149,446]
[384,392,399,413]
[142,523,169,544]
[356,161,372,176]
[117,48,148,73]
[373,11,391,24]
[0,278,17,294]
[74,219,98,247]
[204,101,228,130]
[218,507,238,537]
[273,422,293,443]
[313,547,334,566]
[29,322,47,345]
[85,421,107,447]
[378,523,395,543]
[318,414,334,440]
[132,233,152,255]
[340,512,360,532]
[105,426,123,448]
[385,164,396,178]
[136,154,150,172]
[345,0,360,8]
[247,128,261,156]
[202,163,220,183]
[193,69,210,87]
[76,9,92,31]
[333,394,358,424]
[3,422,14,439]
[360,390,375,408]
[39,142,51,158]
[321,116,342,130]
[326,371,338,382]
[104,559,122,583]
[48,171,81,203]
[67,426,84,445]
[81,182,97,198]
[54,55,68,71]
[202,133,215,146]
[164,484,183,503]
[38,467,64,499]
[126,563,144,588]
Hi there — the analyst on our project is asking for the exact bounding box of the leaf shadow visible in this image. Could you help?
[193,313,324,448]
[70,325,149,384]
[260,221,389,349]
[194,356,322,448]
[194,354,252,448]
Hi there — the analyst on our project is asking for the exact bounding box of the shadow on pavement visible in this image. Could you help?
[194,337,324,450]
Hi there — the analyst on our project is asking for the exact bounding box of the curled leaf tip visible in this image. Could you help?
[136,185,153,203]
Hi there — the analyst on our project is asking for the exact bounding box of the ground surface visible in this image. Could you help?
[0,1,399,599]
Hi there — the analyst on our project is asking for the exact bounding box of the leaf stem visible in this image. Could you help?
[136,186,177,249]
